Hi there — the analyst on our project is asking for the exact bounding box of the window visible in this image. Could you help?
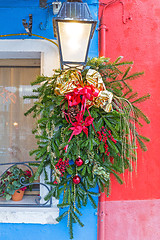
[0,40,59,223]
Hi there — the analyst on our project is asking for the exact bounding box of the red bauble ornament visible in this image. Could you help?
[75,157,84,167]
[72,175,81,184]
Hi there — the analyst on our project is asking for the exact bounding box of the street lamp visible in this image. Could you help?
[53,0,97,69]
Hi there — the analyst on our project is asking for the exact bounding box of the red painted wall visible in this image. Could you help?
[99,0,160,201]
[99,199,160,240]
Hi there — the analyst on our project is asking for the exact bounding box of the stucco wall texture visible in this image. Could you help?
[98,0,160,239]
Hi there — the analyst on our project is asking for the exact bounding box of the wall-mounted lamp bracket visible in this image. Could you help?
[22,14,32,36]
[52,2,62,15]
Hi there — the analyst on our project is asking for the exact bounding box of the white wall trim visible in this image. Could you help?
[0,39,60,76]
[0,204,59,224]
[0,39,60,224]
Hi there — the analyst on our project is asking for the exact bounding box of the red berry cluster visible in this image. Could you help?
[53,158,69,184]
[97,126,117,156]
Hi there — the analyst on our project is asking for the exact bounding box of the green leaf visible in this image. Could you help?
[99,143,105,153]
[66,166,73,175]
[81,166,87,176]
[5,194,12,201]
[103,117,119,138]
[107,139,119,153]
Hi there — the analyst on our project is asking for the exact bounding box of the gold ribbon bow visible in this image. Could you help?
[54,69,113,112]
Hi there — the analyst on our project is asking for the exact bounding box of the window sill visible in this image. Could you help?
[0,195,51,206]
[0,201,59,224]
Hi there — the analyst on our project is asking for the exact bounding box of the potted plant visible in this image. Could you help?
[0,166,32,201]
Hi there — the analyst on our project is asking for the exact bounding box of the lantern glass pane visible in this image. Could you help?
[58,21,92,63]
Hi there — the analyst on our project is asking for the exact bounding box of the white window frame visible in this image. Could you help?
[0,39,60,224]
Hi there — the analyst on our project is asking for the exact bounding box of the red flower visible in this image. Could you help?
[20,187,27,191]
[53,180,58,184]
[24,170,32,178]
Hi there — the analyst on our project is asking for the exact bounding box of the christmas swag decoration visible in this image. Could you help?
[24,57,150,239]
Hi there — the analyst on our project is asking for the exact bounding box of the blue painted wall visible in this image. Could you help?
[0,201,98,240]
[0,0,98,240]
[0,0,98,58]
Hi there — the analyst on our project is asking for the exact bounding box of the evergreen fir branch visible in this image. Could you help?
[127,92,138,100]
[24,105,37,116]
[44,168,49,181]
[74,207,82,216]
[124,71,144,81]
[121,79,132,91]
[113,56,123,64]
[131,94,150,104]
[136,136,148,151]
[133,106,150,124]
[138,135,150,142]
[57,203,70,208]
[87,194,97,209]
[35,146,47,159]
[70,209,84,227]
[44,187,56,201]
[30,76,49,85]
[122,66,132,79]
[23,95,39,99]
[107,139,119,154]
[34,155,46,180]
[113,61,133,66]
[122,89,132,98]
[29,162,40,167]
[97,178,105,192]
[63,188,68,204]
[69,212,74,239]
[24,56,150,239]
[56,211,68,222]
[102,117,119,138]
[29,149,40,156]
[87,191,100,196]
[109,169,123,184]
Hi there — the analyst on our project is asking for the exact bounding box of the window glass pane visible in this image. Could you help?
[0,59,40,171]
[0,59,46,205]
[58,22,91,62]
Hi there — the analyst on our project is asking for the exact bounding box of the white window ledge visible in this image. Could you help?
[0,201,59,224]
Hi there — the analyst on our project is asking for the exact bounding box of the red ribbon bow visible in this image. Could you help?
[68,113,94,142]
[64,85,99,151]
